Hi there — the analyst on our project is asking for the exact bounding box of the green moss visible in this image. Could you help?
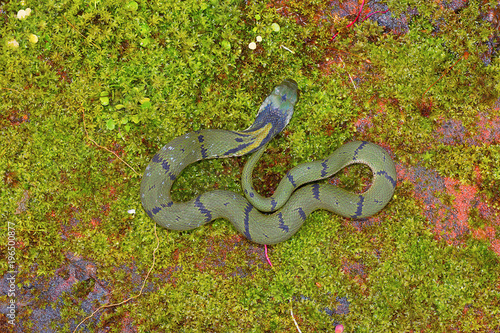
[1,0,500,331]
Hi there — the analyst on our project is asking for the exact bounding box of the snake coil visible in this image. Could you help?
[141,79,396,244]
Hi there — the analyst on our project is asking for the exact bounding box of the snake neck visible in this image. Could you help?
[236,78,299,154]
[231,123,273,155]
[141,79,299,221]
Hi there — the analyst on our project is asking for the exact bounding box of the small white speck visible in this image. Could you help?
[248,42,257,50]
[256,36,262,42]
[168,146,174,150]
[7,39,19,48]
[17,8,31,20]
[127,209,136,214]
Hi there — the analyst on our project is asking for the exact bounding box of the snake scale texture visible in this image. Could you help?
[140,79,397,245]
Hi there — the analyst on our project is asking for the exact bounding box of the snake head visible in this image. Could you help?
[245,79,299,141]
[271,79,299,123]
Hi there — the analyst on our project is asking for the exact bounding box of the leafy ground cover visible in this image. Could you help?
[1,0,500,331]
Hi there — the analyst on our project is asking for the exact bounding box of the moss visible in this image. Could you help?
[1,0,500,331]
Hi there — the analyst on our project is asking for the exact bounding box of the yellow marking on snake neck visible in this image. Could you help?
[238,123,273,155]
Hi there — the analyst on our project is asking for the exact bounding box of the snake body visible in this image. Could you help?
[140,79,397,245]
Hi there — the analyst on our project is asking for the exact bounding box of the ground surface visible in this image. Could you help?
[1,0,500,332]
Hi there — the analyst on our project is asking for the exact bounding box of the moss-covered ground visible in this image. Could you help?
[1,0,500,331]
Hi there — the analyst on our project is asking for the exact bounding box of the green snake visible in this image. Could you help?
[140,79,396,245]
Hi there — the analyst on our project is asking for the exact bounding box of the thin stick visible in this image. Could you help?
[0,87,21,94]
[422,52,468,98]
[331,0,366,41]
[63,15,101,50]
[72,223,160,332]
[362,9,389,23]
[264,245,273,267]
[291,305,302,333]
[81,106,140,176]
[339,56,357,90]
[280,45,295,54]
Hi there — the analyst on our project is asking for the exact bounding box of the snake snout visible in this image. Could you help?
[280,79,299,105]
[282,78,298,90]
